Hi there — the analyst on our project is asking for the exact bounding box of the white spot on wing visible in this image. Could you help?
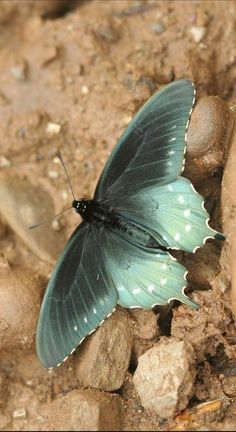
[93,307,97,314]
[168,185,173,191]
[133,288,141,295]
[178,195,185,204]
[168,150,175,155]
[160,277,167,286]
[161,263,168,271]
[148,284,155,293]
[84,316,88,324]
[184,209,191,218]
[73,325,78,331]
[174,232,180,241]
[185,224,192,232]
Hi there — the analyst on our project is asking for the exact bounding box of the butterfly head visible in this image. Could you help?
[72,199,87,215]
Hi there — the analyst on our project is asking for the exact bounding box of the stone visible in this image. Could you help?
[75,308,133,391]
[39,389,123,431]
[185,96,233,185]
[0,170,67,262]
[171,290,232,361]
[133,339,196,418]
[129,309,159,368]
[0,267,45,350]
[13,408,27,419]
[129,309,159,340]
[190,26,206,43]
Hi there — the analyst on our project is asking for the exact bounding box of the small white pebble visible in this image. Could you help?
[53,156,61,164]
[13,408,27,419]
[0,156,11,168]
[48,170,59,179]
[61,190,68,200]
[46,122,61,135]
[190,26,206,43]
[123,115,132,125]
[52,219,62,232]
[81,85,89,95]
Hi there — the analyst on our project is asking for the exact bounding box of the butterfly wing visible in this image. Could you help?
[104,177,222,253]
[94,79,195,201]
[36,222,117,368]
[95,78,222,252]
[101,227,198,309]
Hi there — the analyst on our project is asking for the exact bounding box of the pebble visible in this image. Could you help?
[133,339,196,418]
[81,85,89,95]
[40,389,123,431]
[0,267,44,351]
[0,156,11,168]
[185,96,233,185]
[48,169,59,179]
[150,22,166,34]
[13,408,27,419]
[0,171,66,262]
[190,26,206,43]
[46,122,61,136]
[10,58,28,81]
[75,308,133,391]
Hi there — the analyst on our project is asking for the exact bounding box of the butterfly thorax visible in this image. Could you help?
[73,199,157,248]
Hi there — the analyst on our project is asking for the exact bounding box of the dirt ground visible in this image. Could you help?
[0,0,236,430]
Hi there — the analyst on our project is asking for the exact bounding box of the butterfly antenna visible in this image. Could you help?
[29,206,73,230]
[56,150,76,201]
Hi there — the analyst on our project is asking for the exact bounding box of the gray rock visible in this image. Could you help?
[75,308,133,391]
[0,170,66,262]
[133,338,196,418]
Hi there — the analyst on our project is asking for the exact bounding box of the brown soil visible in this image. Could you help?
[0,0,236,430]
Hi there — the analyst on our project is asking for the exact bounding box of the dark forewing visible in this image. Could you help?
[94,80,195,201]
[36,222,117,368]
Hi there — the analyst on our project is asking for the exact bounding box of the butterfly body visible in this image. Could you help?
[37,80,224,369]
[73,199,156,248]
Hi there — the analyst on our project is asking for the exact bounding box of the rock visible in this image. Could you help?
[129,309,159,340]
[0,170,67,262]
[185,96,233,185]
[221,114,236,315]
[171,291,232,361]
[186,242,221,290]
[75,308,133,391]
[13,408,27,419]
[133,339,196,418]
[190,26,206,43]
[129,309,159,368]
[0,267,45,351]
[150,22,166,34]
[221,376,236,397]
[39,389,123,431]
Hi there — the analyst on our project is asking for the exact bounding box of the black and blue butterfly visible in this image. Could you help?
[36,79,224,368]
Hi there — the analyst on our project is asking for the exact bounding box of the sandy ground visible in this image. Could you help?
[0,0,236,430]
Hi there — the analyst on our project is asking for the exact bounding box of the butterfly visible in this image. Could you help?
[36,79,224,368]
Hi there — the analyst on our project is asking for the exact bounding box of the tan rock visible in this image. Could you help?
[133,339,196,418]
[185,96,233,185]
[75,308,133,391]
[0,267,44,350]
[0,170,66,262]
[40,389,123,431]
